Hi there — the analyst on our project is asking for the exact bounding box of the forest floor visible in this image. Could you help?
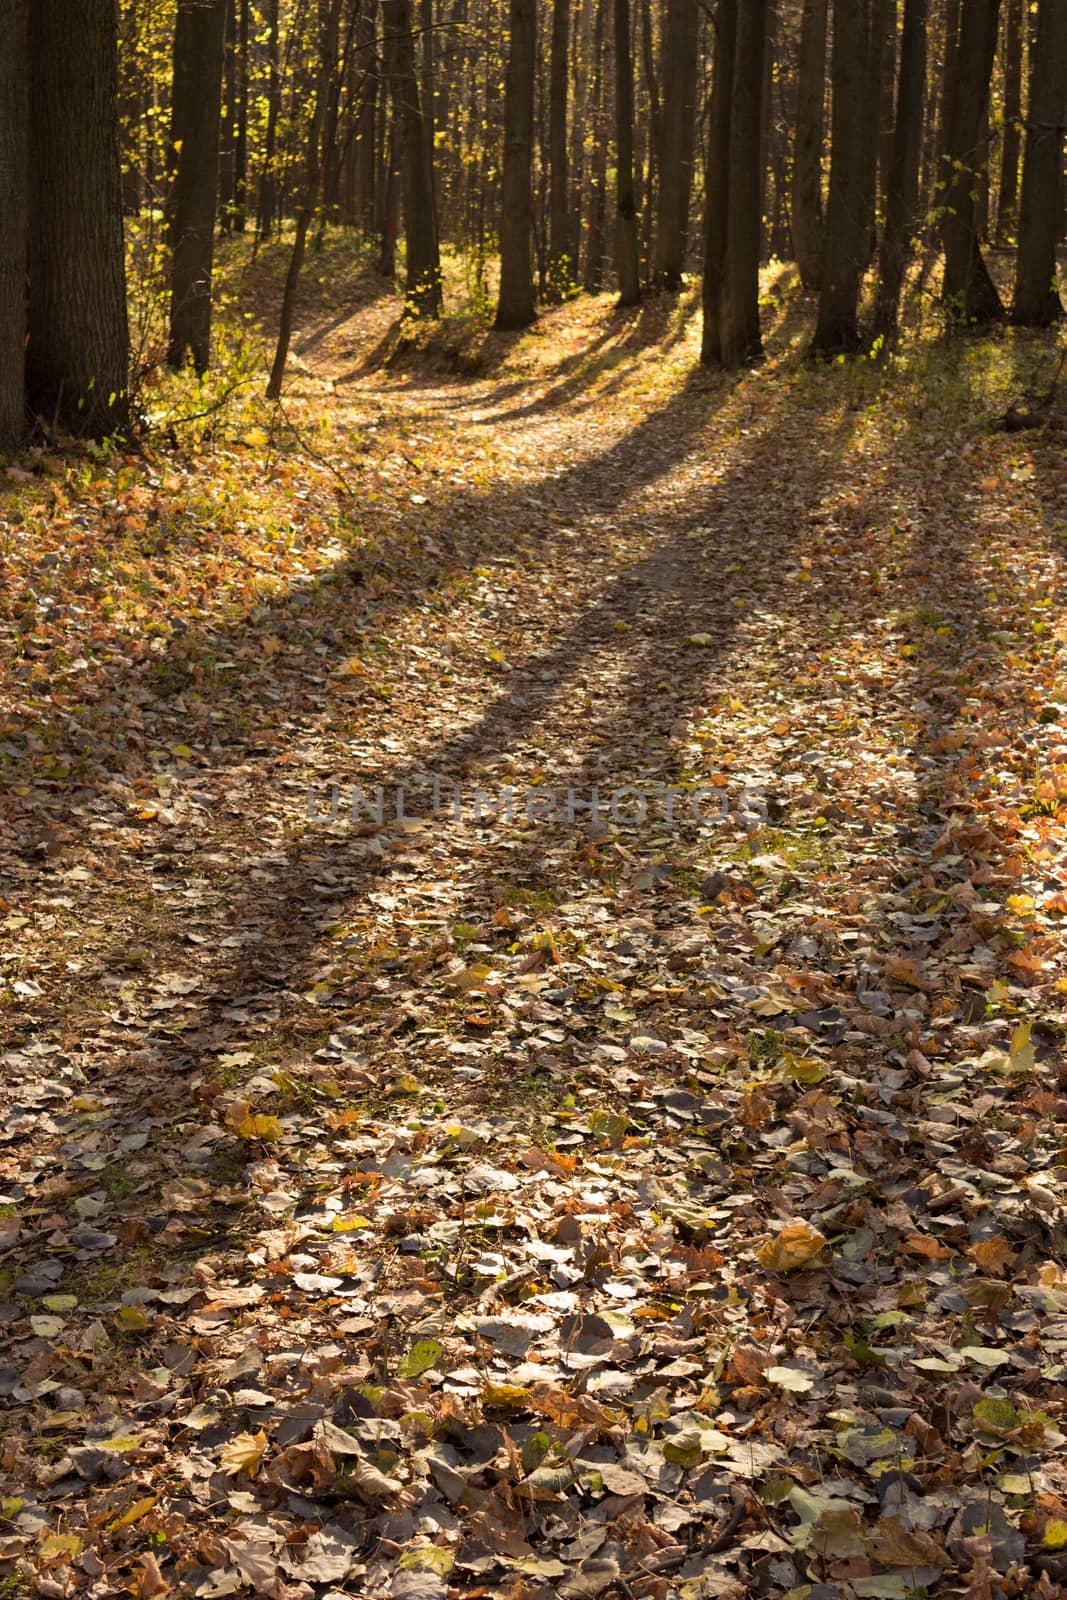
[2,245,1067,1600]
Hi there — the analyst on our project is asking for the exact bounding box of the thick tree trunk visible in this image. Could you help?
[167,0,228,372]
[701,0,738,362]
[548,0,572,292]
[875,0,928,337]
[614,0,640,303]
[994,0,1023,241]
[1011,0,1067,323]
[27,0,129,434]
[0,0,27,443]
[810,0,871,354]
[940,0,1003,323]
[257,0,281,237]
[791,0,828,289]
[384,0,441,313]
[653,0,698,287]
[496,0,537,327]
[719,0,767,366]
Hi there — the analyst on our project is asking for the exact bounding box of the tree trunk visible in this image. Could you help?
[219,0,237,231]
[859,0,891,257]
[758,0,777,260]
[875,0,928,337]
[27,0,129,434]
[940,0,1003,323]
[0,0,27,442]
[876,0,898,227]
[234,0,250,231]
[653,0,698,287]
[614,0,640,303]
[1011,0,1067,323]
[384,0,441,313]
[267,0,342,397]
[701,0,738,361]
[354,1,378,233]
[584,0,609,290]
[548,0,572,293]
[719,0,767,366]
[994,0,1022,241]
[167,0,228,372]
[377,117,400,274]
[257,0,281,237]
[810,0,871,354]
[639,0,660,272]
[496,0,537,327]
[791,0,828,289]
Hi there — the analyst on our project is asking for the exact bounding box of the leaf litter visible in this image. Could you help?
[2,279,1067,1597]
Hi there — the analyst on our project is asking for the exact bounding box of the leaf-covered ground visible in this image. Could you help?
[3,258,1067,1600]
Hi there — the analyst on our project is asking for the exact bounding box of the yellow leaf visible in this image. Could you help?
[108,1495,156,1532]
[219,1429,268,1478]
[757,1219,828,1273]
[1045,1518,1067,1550]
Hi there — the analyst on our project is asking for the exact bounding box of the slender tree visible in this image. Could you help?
[719,0,767,365]
[547,0,572,293]
[614,0,640,304]
[256,0,282,238]
[810,0,871,354]
[27,0,129,433]
[701,0,738,362]
[167,0,228,372]
[875,0,928,337]
[386,0,442,313]
[994,0,1023,242]
[791,0,829,291]
[1011,0,1067,324]
[653,0,699,287]
[940,0,1003,323]
[496,0,537,327]
[0,0,27,442]
[584,0,610,290]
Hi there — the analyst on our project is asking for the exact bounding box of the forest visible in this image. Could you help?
[1,0,1067,1597]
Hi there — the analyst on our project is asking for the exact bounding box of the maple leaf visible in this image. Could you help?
[219,1429,269,1478]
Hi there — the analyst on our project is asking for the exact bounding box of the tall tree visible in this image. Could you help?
[0,0,27,442]
[256,0,282,237]
[1011,0,1067,324]
[27,0,129,433]
[547,0,572,293]
[496,0,537,327]
[653,0,699,287]
[940,0,1003,323]
[701,0,738,362]
[811,0,872,354]
[994,0,1023,242]
[167,0,228,372]
[614,0,640,304]
[386,0,442,313]
[718,0,767,365]
[875,0,928,337]
[584,0,609,290]
[791,0,829,290]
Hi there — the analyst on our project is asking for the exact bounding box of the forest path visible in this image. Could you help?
[3,289,1067,1597]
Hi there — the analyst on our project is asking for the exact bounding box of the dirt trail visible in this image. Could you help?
[3,294,1067,1598]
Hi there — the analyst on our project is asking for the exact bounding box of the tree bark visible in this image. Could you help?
[583,0,609,291]
[791,0,828,289]
[496,0,537,327]
[27,0,129,434]
[940,0,1003,323]
[256,0,281,237]
[167,0,228,372]
[810,0,871,354]
[614,0,640,303]
[653,0,698,287]
[383,0,441,313]
[234,0,250,230]
[875,0,928,337]
[719,0,767,366]
[701,0,737,362]
[1011,0,1067,323]
[218,0,237,230]
[0,0,27,443]
[994,0,1022,241]
[548,0,572,292]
